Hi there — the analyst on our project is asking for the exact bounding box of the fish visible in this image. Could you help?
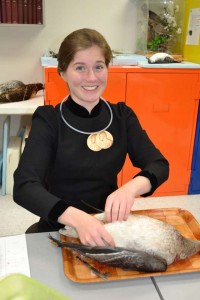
[49,212,200,273]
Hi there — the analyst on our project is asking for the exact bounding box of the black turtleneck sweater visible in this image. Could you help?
[13,96,169,230]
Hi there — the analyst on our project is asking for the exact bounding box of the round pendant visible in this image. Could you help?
[96,131,113,149]
[87,133,102,152]
[87,131,113,151]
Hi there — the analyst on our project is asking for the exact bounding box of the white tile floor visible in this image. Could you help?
[1,193,200,236]
[0,194,39,236]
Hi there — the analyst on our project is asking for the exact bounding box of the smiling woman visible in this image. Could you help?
[60,45,108,112]
[13,28,169,246]
[57,28,112,112]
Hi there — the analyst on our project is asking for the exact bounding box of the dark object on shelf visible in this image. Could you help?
[48,49,58,58]
[148,10,166,35]
[0,80,44,103]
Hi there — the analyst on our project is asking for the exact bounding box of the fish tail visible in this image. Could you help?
[179,237,200,260]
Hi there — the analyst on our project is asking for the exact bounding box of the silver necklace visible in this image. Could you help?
[60,97,113,151]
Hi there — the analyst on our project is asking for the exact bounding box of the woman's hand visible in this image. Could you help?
[105,176,151,223]
[58,206,115,247]
[105,184,134,223]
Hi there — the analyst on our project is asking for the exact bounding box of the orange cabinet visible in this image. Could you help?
[44,67,68,106]
[124,70,200,196]
[44,66,200,196]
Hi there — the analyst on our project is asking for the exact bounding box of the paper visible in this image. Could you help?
[186,8,200,45]
[0,234,30,279]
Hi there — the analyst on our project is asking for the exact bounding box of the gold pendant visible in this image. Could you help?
[87,131,113,152]
[87,133,102,152]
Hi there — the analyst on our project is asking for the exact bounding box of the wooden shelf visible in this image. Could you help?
[0,0,44,26]
[0,23,44,27]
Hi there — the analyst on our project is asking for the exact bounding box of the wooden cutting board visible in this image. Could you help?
[60,208,200,283]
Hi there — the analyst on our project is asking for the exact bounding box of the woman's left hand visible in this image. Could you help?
[104,176,152,223]
[105,184,134,223]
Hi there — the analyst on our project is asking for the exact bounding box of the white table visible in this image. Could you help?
[26,232,160,300]
[0,93,44,195]
[26,196,200,300]
[0,93,44,115]
[154,272,200,300]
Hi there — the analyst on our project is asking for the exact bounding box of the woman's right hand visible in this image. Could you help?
[58,206,115,247]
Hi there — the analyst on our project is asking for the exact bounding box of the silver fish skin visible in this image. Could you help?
[49,234,167,272]
[59,212,200,266]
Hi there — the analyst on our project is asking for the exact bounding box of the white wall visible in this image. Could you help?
[0,0,137,147]
[0,0,137,83]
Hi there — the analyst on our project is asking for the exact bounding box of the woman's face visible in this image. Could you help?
[61,45,108,112]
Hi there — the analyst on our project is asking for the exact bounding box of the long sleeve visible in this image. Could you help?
[124,104,169,193]
[13,106,68,221]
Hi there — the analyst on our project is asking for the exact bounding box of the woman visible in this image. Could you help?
[13,28,169,246]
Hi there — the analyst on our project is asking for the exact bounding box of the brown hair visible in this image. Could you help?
[57,28,113,74]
